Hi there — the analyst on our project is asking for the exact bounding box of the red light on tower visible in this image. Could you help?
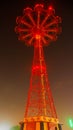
[48,5,55,14]
[15,3,62,130]
[48,5,53,10]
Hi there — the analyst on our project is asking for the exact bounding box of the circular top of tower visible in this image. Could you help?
[15,4,62,46]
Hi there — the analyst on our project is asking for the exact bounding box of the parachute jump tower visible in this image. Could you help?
[15,3,62,130]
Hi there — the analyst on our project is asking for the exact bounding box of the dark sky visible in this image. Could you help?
[0,0,73,130]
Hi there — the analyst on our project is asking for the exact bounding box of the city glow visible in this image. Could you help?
[0,122,11,130]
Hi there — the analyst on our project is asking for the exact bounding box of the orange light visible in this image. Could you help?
[35,34,41,40]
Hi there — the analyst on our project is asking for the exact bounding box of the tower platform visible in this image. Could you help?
[19,116,61,130]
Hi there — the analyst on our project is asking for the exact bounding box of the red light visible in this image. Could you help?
[32,65,46,72]
[34,4,44,12]
[48,6,53,10]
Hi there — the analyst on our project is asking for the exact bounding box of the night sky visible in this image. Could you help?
[0,0,73,130]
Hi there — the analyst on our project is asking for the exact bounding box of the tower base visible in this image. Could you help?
[19,116,62,130]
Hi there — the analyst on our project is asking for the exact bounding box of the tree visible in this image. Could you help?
[10,125,20,130]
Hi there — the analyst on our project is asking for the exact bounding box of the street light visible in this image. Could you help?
[69,119,73,128]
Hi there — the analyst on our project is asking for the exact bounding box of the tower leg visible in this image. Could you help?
[44,122,48,130]
[36,122,40,130]
[23,123,26,130]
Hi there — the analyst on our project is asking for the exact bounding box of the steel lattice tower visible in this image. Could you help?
[15,4,62,130]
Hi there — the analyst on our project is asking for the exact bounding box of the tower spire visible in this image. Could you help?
[15,3,62,130]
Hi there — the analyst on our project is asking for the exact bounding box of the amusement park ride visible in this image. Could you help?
[15,3,62,130]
